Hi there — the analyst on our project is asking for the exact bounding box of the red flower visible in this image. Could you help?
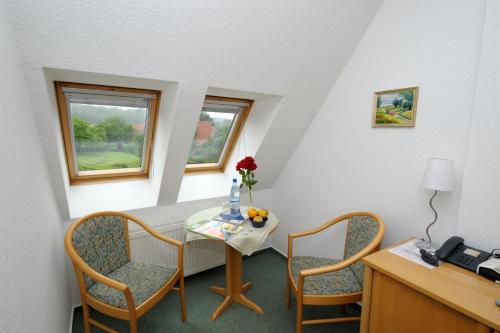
[236,156,257,171]
[236,156,258,205]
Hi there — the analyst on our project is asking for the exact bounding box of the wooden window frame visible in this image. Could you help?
[55,81,161,184]
[185,95,253,174]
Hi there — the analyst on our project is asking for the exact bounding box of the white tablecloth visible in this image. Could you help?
[185,206,279,256]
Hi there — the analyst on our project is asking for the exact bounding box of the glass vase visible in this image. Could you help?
[248,188,253,208]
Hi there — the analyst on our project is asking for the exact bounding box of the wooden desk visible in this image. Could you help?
[360,241,500,333]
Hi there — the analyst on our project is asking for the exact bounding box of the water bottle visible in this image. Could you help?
[229,178,240,217]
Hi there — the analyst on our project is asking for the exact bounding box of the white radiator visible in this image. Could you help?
[128,222,226,276]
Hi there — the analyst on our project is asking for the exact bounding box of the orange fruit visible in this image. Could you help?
[258,209,268,218]
[247,208,258,218]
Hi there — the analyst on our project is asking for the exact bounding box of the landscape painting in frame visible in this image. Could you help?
[372,87,419,127]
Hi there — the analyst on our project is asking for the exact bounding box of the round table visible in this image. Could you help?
[185,206,279,321]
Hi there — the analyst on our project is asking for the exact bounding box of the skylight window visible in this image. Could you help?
[186,96,253,173]
[55,82,160,184]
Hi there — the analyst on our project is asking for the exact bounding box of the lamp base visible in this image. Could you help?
[415,239,439,252]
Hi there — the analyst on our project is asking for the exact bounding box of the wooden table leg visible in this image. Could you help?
[209,244,264,321]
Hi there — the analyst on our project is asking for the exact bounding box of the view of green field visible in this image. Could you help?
[375,106,413,125]
[77,152,142,171]
[72,105,235,171]
[70,103,147,172]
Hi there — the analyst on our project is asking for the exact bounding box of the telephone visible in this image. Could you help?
[436,236,490,272]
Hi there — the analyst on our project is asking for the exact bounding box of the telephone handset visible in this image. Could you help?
[436,236,490,272]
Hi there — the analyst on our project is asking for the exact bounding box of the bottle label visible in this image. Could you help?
[230,201,240,217]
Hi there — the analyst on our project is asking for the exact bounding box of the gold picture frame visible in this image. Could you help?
[372,86,419,127]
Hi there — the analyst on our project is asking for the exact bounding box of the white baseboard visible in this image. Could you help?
[270,246,288,258]
[184,260,226,276]
[68,305,76,333]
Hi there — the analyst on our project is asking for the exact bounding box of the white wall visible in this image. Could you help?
[272,0,488,257]
[457,0,500,251]
[0,2,71,332]
[3,0,383,220]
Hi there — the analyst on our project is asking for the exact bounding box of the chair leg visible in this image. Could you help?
[129,317,138,333]
[285,276,291,309]
[296,294,303,333]
[179,274,187,322]
[82,300,91,333]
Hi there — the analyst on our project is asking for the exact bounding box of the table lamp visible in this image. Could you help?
[416,158,455,251]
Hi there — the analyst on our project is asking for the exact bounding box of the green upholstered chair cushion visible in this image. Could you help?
[343,215,379,284]
[71,215,129,288]
[88,262,177,309]
[291,256,362,295]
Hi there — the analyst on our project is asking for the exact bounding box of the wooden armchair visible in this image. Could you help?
[286,212,385,333]
[65,211,186,333]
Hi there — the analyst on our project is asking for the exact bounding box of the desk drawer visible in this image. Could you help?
[367,271,491,333]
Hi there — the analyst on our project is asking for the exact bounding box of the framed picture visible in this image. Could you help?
[372,86,419,127]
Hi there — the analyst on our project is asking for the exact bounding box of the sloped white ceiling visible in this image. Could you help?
[3,0,384,218]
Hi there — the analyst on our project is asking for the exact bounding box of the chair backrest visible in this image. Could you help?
[70,214,130,289]
[343,215,381,285]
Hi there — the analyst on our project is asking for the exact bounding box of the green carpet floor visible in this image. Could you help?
[72,250,360,332]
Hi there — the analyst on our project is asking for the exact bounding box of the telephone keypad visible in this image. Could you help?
[457,254,473,266]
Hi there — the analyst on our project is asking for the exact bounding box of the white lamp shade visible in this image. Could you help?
[422,158,455,191]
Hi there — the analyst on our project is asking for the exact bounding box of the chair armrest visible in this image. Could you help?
[296,229,383,291]
[124,213,183,248]
[288,212,357,259]
[141,225,183,248]
[122,213,184,270]
[289,213,354,240]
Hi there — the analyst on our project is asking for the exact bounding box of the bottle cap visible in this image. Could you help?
[233,178,237,182]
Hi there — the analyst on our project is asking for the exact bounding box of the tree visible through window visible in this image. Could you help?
[188,111,235,164]
[71,104,146,171]
[55,82,160,183]
[186,96,252,172]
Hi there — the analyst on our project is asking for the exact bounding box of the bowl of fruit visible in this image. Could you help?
[247,207,269,228]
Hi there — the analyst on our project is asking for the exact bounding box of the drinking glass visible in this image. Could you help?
[221,201,231,219]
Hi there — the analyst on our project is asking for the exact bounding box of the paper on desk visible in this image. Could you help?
[389,239,439,269]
